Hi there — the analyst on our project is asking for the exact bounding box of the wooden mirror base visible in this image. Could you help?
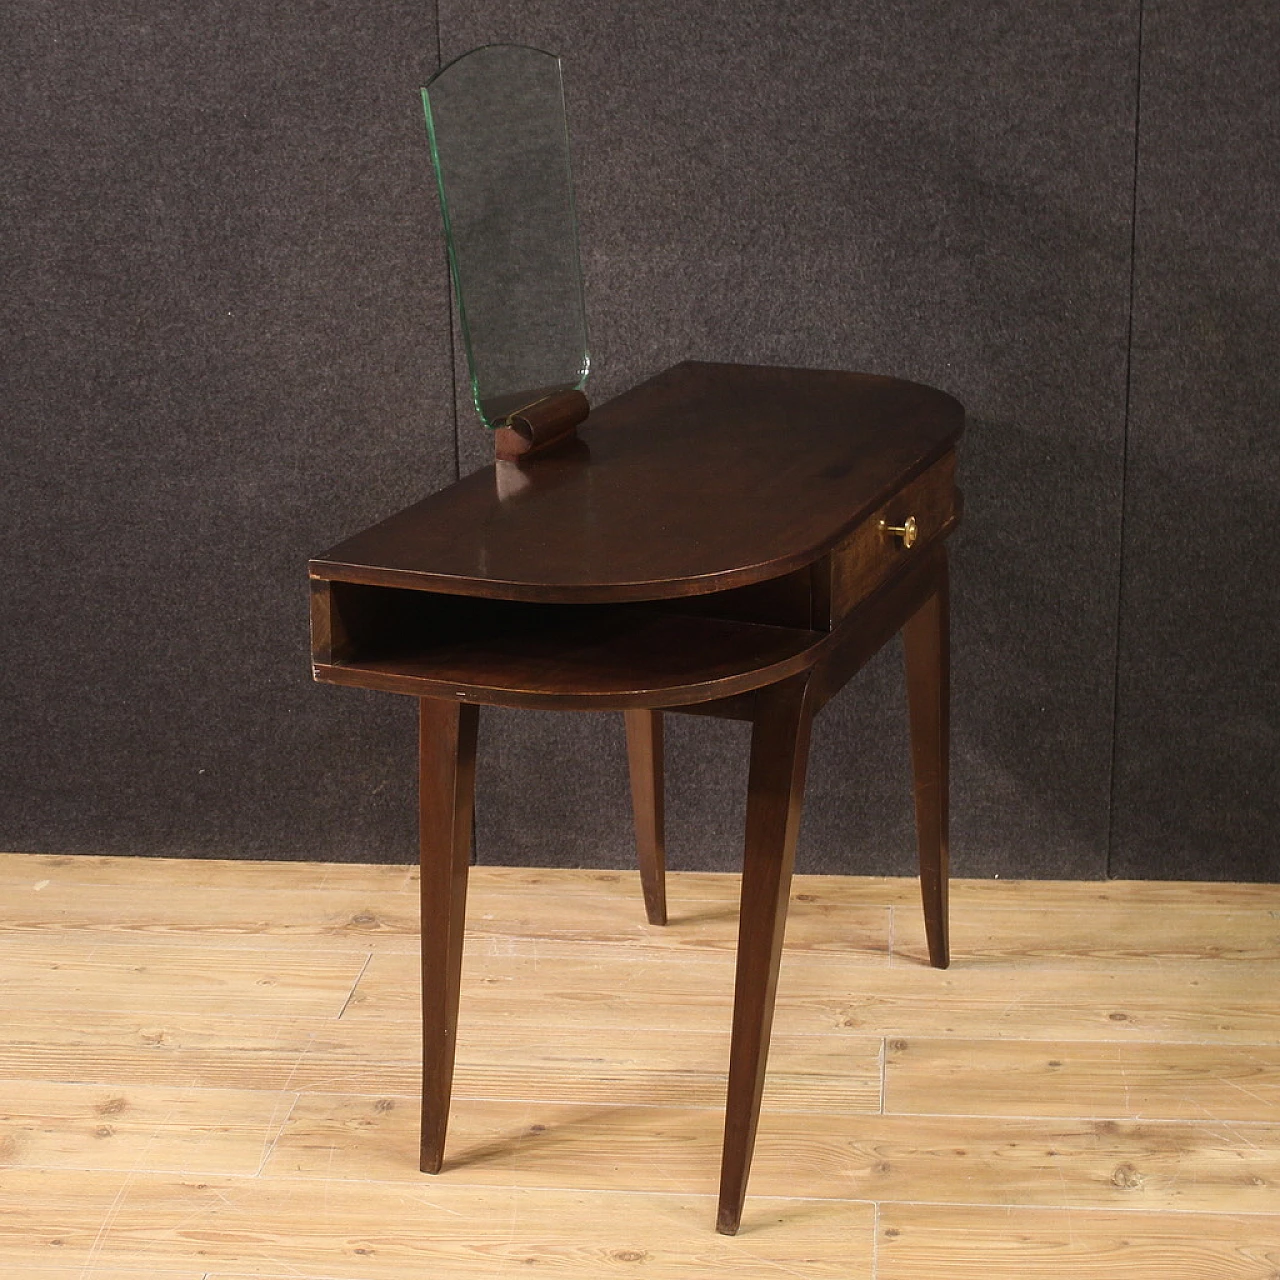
[494,388,589,462]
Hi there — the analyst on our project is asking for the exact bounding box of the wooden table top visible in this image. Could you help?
[312,361,963,604]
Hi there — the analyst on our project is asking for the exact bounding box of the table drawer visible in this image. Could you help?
[820,451,958,625]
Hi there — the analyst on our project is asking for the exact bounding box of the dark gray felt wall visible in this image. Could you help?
[2,2,1275,880]
[1110,1,1279,882]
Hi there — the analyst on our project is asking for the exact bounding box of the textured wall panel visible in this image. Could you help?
[439,1,1138,876]
[1111,1,1279,880]
[1,2,451,858]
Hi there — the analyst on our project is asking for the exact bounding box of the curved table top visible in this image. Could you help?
[312,361,963,604]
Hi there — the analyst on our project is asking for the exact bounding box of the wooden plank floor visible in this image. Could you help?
[1,852,1279,1278]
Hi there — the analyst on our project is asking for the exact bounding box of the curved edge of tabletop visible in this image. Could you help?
[309,362,965,605]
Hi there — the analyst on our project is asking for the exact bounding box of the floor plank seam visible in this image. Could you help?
[871,1200,881,1279]
[253,1091,303,1178]
[878,1037,887,1116]
[5,862,1280,1271]
[335,953,374,1020]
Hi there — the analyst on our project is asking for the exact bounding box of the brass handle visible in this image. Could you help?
[880,515,918,549]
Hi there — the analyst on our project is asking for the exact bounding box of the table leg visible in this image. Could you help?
[418,696,479,1174]
[717,674,817,1235]
[902,548,950,970]
[624,709,667,926]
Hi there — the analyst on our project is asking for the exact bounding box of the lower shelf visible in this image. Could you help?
[313,607,825,710]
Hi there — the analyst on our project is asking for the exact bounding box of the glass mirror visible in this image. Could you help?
[423,45,589,429]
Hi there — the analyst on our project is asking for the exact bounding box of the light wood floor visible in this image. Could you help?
[1,852,1279,1278]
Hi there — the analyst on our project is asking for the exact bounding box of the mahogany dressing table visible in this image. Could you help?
[309,357,963,1234]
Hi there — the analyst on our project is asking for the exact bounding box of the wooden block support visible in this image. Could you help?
[494,389,590,462]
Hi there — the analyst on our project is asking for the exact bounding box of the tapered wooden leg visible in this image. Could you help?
[418,696,479,1174]
[902,548,950,970]
[624,709,667,926]
[717,675,816,1235]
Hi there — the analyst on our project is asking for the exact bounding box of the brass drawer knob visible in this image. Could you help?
[879,515,918,549]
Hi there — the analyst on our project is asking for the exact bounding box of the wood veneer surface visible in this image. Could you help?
[1,852,1277,1277]
[312,361,963,602]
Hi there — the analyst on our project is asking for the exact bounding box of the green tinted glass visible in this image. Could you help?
[423,45,589,429]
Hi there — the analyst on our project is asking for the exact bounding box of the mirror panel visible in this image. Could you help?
[423,45,589,429]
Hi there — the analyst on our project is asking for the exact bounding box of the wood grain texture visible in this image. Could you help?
[264,1095,1280,1213]
[8,852,1274,910]
[312,361,963,603]
[341,945,1280,1044]
[0,1170,875,1278]
[341,943,799,1029]
[0,939,367,1017]
[878,1205,1280,1279]
[0,1079,293,1175]
[820,962,1280,1044]
[0,882,424,950]
[5,1271,207,1280]
[892,902,1280,967]
[462,890,890,957]
[263,1095,1280,1214]
[0,879,890,957]
[0,1013,879,1113]
[0,1011,354,1092]
[887,1038,1280,1120]
[3,857,1279,1276]
[0,850,414,890]
[453,866,1280,910]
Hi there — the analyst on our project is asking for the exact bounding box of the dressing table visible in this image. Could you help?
[309,357,962,1233]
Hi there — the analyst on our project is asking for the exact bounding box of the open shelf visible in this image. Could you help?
[310,583,824,710]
